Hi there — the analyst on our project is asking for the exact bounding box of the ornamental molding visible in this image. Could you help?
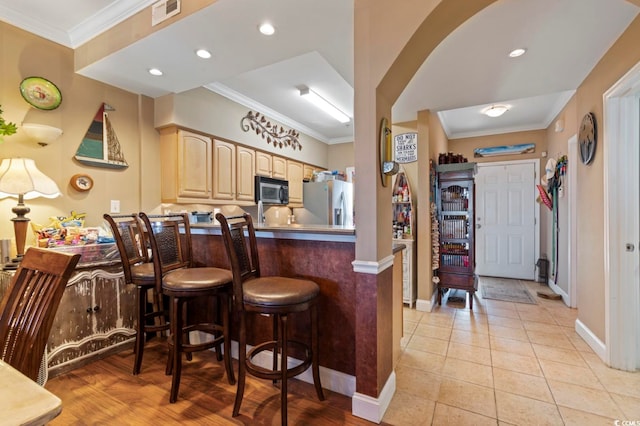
[240,111,301,150]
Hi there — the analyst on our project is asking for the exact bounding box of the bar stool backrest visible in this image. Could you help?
[103,213,148,285]
[216,213,261,311]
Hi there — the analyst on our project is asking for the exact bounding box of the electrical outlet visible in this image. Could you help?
[110,200,120,214]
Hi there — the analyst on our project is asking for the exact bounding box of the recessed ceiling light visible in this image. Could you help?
[148,68,163,76]
[196,49,211,59]
[259,22,275,36]
[482,105,510,118]
[509,48,527,58]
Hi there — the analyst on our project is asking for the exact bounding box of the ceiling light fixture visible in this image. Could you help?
[259,23,275,36]
[482,105,510,118]
[195,49,211,59]
[299,86,350,123]
[509,48,527,58]
[148,68,163,76]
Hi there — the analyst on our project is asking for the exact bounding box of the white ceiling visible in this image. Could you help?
[0,0,637,143]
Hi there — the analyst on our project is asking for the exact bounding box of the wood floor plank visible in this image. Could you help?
[45,338,379,425]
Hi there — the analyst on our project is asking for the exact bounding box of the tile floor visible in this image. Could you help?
[382,278,640,425]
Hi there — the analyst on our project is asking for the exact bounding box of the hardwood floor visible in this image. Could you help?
[45,338,376,425]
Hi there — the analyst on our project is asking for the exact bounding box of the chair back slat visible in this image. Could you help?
[103,214,148,284]
[0,248,80,381]
[216,213,261,311]
[138,213,192,292]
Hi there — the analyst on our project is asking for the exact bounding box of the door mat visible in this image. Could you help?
[480,278,537,304]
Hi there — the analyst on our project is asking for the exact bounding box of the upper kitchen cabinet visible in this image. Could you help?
[272,155,287,179]
[256,151,272,177]
[212,139,236,201]
[160,127,212,202]
[287,160,303,206]
[303,164,325,181]
[212,140,256,205]
[236,146,255,202]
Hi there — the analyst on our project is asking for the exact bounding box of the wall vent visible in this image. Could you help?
[151,0,181,26]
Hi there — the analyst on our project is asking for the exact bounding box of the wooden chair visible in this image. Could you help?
[0,247,80,382]
[216,213,324,424]
[138,212,235,403]
[103,213,169,375]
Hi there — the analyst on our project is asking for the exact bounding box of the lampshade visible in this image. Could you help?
[0,158,61,200]
[299,86,350,123]
[21,123,63,146]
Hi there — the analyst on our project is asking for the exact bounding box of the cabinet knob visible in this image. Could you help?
[86,305,101,313]
[476,224,482,229]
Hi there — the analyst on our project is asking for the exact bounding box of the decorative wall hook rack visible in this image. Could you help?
[240,111,302,150]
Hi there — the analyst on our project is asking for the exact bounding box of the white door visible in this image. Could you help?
[475,161,537,279]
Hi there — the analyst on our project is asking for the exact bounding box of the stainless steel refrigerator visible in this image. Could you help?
[301,180,354,226]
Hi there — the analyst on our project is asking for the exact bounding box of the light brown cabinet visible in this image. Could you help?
[236,146,255,202]
[256,151,272,177]
[287,160,304,205]
[160,128,212,202]
[272,155,287,179]
[212,139,236,200]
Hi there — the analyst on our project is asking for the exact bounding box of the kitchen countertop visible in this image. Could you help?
[190,222,356,243]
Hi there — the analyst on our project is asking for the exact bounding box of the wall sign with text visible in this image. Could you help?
[394,132,418,163]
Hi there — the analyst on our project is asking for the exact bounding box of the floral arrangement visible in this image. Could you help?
[0,105,17,142]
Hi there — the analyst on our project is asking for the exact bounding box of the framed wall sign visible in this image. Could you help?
[394,132,418,163]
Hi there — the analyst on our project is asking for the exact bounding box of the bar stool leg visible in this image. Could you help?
[280,314,289,425]
[133,285,147,375]
[233,315,247,417]
[169,296,183,403]
[222,293,235,385]
[311,305,324,400]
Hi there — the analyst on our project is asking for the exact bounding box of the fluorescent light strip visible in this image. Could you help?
[300,87,350,123]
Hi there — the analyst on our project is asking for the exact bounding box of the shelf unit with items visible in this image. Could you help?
[391,170,417,307]
[436,162,477,309]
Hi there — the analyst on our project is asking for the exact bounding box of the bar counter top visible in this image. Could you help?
[190,222,356,242]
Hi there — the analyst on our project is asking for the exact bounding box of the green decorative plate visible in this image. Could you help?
[19,76,62,110]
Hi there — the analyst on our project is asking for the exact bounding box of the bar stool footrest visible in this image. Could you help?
[246,340,312,380]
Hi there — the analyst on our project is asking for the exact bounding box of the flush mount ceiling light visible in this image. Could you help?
[148,68,163,76]
[299,86,350,123]
[195,49,211,59]
[509,48,527,58]
[259,22,275,35]
[482,105,510,118]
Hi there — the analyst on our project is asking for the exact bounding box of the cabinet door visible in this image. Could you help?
[287,160,303,204]
[213,139,236,200]
[236,146,255,202]
[178,130,212,199]
[256,151,272,177]
[272,156,287,179]
[303,164,323,181]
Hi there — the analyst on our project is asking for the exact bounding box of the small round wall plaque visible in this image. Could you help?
[579,112,597,165]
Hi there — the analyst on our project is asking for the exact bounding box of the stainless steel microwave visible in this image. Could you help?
[255,176,289,205]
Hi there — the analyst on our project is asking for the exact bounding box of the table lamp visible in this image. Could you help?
[0,158,61,270]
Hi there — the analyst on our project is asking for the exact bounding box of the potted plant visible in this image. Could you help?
[0,105,17,143]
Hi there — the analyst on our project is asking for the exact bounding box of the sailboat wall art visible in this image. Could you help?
[74,103,128,169]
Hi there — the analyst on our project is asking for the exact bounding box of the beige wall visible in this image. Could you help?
[572,14,640,341]
[0,22,159,253]
[155,88,329,168]
[327,142,354,173]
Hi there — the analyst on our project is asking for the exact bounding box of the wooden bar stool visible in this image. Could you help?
[217,213,324,424]
[139,212,235,403]
[104,213,169,375]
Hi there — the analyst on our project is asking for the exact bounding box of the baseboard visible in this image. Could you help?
[575,318,607,362]
[547,279,569,306]
[352,371,396,423]
[415,293,436,312]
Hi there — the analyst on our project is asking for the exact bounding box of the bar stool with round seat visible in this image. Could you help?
[139,212,235,403]
[104,213,169,375]
[216,213,325,424]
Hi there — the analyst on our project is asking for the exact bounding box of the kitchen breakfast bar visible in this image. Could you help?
[189,222,403,399]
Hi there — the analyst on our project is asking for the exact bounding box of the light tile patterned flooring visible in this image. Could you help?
[382,278,640,425]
